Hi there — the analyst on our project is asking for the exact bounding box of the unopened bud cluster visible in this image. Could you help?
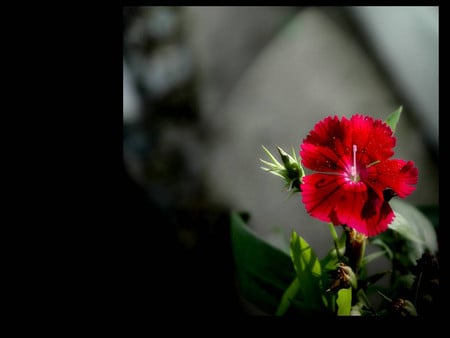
[260,145,305,193]
[327,262,357,293]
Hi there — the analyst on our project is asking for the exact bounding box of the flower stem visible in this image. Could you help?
[328,222,339,242]
[357,237,367,274]
[344,227,367,274]
[328,223,342,260]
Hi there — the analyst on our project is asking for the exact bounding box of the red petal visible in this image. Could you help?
[299,114,417,237]
[301,173,346,224]
[302,115,347,150]
[329,180,368,227]
[301,116,352,172]
[365,159,418,198]
[351,190,394,236]
[300,115,397,171]
[348,115,396,165]
[301,173,394,236]
[300,143,349,172]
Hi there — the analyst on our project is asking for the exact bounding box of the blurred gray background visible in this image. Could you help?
[123,6,438,314]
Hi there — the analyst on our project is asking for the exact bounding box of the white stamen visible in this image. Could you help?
[351,144,357,179]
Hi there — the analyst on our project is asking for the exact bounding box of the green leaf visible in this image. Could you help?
[362,250,387,266]
[275,277,300,315]
[290,231,322,277]
[230,212,295,314]
[370,238,394,260]
[289,230,324,310]
[389,199,438,260]
[350,303,362,316]
[336,288,352,315]
[362,270,391,288]
[356,288,373,312]
[384,105,402,133]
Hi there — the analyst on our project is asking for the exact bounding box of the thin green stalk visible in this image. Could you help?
[328,222,339,242]
[328,222,342,260]
[355,237,367,274]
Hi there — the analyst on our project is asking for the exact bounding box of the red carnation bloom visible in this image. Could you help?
[300,115,418,237]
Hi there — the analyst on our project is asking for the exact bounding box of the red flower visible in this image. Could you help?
[300,115,418,237]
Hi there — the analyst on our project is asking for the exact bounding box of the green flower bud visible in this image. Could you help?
[391,298,418,317]
[344,226,367,274]
[260,145,305,193]
[327,262,358,293]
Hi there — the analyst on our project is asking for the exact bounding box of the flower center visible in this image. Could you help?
[350,144,359,182]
